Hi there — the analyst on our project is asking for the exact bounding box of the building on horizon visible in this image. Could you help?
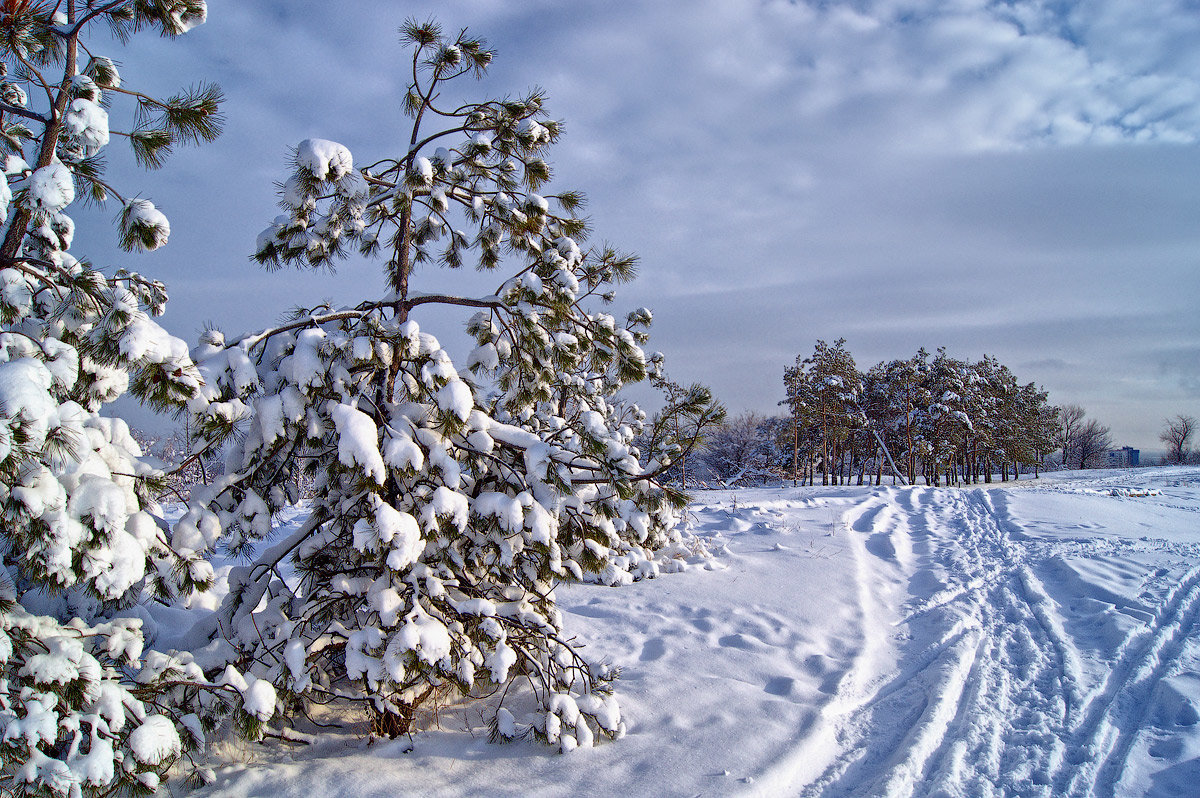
[1104,447,1140,468]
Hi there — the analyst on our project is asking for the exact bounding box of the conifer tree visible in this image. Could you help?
[188,20,719,750]
[786,339,861,485]
[1016,382,1056,477]
[876,353,931,485]
[0,4,273,795]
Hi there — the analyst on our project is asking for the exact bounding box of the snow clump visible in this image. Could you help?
[25,163,75,213]
[120,199,171,251]
[63,98,110,156]
[128,715,182,765]
[297,138,354,181]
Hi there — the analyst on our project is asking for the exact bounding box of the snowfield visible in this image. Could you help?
[196,467,1200,797]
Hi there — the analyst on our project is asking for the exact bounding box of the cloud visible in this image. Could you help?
[1020,358,1071,372]
[1156,347,1200,397]
[71,1,1200,450]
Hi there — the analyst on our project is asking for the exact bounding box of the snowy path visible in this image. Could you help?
[196,468,1200,798]
[758,471,1200,798]
[780,487,1079,797]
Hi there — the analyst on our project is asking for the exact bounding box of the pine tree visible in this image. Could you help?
[786,339,861,485]
[1015,382,1055,477]
[187,20,720,750]
[804,344,1058,488]
[0,4,273,795]
[921,349,972,485]
[782,357,817,485]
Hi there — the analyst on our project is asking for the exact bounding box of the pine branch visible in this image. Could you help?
[0,99,45,123]
[161,81,224,144]
[124,126,172,168]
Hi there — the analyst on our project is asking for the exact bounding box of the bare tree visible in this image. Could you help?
[1057,403,1087,468]
[1075,418,1113,469]
[702,412,773,485]
[1160,415,1197,465]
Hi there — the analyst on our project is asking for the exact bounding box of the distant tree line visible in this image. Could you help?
[672,340,1154,488]
[780,340,1061,486]
[139,350,1198,494]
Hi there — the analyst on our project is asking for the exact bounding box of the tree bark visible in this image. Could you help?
[1,5,78,262]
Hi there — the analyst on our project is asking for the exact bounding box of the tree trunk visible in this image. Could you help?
[370,686,435,738]
[792,421,799,487]
[821,414,830,486]
[1,7,78,262]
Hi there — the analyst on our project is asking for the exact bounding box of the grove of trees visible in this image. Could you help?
[684,339,1200,488]
[671,341,1133,489]
[780,341,1061,487]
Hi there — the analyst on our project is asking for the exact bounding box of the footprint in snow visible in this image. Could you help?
[640,638,667,662]
[803,654,844,695]
[866,532,897,562]
[566,603,615,619]
[1149,737,1185,760]
[690,617,715,633]
[764,676,796,697]
[718,633,768,651]
[1151,678,1200,727]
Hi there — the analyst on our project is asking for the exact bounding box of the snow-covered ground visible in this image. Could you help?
[195,467,1200,797]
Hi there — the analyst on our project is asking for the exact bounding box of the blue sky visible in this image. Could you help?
[92,0,1200,450]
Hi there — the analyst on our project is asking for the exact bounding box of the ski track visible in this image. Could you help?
[1057,565,1200,797]
[778,477,1200,798]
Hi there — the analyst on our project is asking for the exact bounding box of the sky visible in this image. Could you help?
[87,0,1200,452]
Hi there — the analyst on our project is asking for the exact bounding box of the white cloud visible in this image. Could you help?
[82,0,1200,448]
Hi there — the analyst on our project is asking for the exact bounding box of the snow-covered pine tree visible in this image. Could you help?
[1023,385,1058,477]
[786,339,861,485]
[0,3,275,795]
[922,349,972,486]
[188,20,719,750]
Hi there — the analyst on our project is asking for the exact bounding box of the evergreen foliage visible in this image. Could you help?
[187,20,720,750]
[782,341,1061,486]
[0,4,268,795]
